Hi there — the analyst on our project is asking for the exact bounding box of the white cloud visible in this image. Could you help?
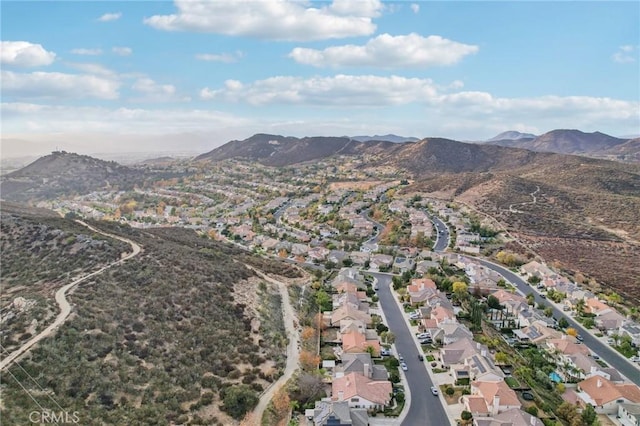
[2,102,248,136]
[112,46,133,56]
[144,0,381,41]
[200,74,438,105]
[0,41,56,67]
[612,45,637,63]
[289,33,478,68]
[1,70,119,100]
[71,48,103,56]
[65,62,116,77]
[196,51,244,63]
[98,12,122,22]
[410,3,420,14]
[131,77,189,102]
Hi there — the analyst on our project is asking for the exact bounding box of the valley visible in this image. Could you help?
[1,131,639,426]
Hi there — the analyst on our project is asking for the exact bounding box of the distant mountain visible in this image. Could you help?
[598,137,640,161]
[487,131,537,142]
[0,151,145,201]
[196,133,551,175]
[195,133,396,166]
[350,134,419,143]
[374,137,545,175]
[487,129,629,155]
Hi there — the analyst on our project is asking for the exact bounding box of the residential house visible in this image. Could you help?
[369,254,393,271]
[585,298,612,316]
[349,251,370,266]
[431,305,456,326]
[619,322,640,346]
[336,353,388,380]
[407,278,437,305]
[490,290,529,317]
[473,408,544,426]
[513,320,562,344]
[618,403,640,426]
[415,260,440,275]
[393,256,414,274]
[332,372,393,410]
[330,306,372,326]
[595,310,626,333]
[307,400,369,426]
[574,376,640,414]
[341,330,381,357]
[308,246,330,262]
[439,322,474,346]
[441,337,487,367]
[464,380,521,415]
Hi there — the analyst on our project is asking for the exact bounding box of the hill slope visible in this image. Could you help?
[196,133,387,166]
[487,129,629,155]
[0,151,146,201]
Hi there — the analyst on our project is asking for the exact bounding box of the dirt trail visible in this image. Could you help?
[246,265,300,423]
[0,220,141,371]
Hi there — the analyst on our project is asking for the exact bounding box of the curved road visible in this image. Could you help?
[0,220,141,371]
[471,257,640,386]
[430,215,450,252]
[372,272,452,426]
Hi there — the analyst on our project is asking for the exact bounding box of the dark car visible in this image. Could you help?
[418,354,424,361]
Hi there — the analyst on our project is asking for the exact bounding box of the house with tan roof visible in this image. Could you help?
[574,376,640,414]
[330,305,372,326]
[513,320,562,344]
[431,305,456,325]
[546,337,590,357]
[473,408,544,426]
[332,372,393,410]
[464,380,521,415]
[341,330,381,357]
[585,297,612,316]
[595,309,626,333]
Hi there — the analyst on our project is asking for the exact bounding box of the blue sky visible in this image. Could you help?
[1,0,639,156]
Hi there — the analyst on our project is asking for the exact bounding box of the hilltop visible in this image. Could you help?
[0,151,146,201]
[486,129,631,156]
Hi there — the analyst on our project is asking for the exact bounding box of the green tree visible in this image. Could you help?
[487,295,503,310]
[581,404,598,426]
[221,385,259,420]
[558,317,569,329]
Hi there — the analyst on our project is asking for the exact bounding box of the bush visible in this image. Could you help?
[461,411,473,421]
[445,386,455,396]
[525,406,538,416]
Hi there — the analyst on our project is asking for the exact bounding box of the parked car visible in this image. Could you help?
[401,362,408,371]
[418,354,424,361]
[380,348,391,357]
[630,356,640,363]
[398,353,404,362]
[430,386,438,396]
[417,333,431,339]
[576,335,584,342]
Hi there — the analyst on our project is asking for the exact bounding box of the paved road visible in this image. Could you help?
[431,216,449,252]
[372,272,452,426]
[1,220,141,371]
[472,257,640,386]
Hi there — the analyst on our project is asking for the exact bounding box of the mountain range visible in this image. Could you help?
[2,128,639,302]
[484,129,637,160]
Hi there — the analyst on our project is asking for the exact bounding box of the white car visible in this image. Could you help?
[430,386,439,396]
[401,362,408,371]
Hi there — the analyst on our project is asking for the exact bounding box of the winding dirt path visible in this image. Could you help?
[0,220,141,371]
[245,265,300,423]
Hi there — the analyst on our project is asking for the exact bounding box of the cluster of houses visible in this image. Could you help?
[305,269,394,426]
[403,276,537,423]
[407,252,640,423]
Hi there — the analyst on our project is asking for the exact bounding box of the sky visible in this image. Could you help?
[1,0,639,158]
